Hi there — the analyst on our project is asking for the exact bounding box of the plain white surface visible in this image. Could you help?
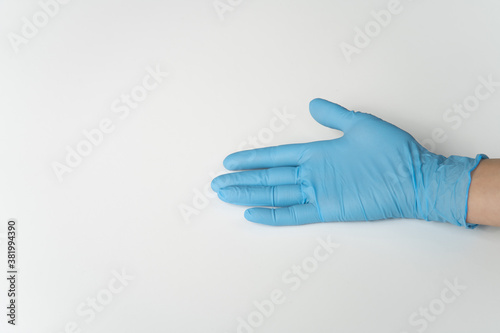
[1,0,500,332]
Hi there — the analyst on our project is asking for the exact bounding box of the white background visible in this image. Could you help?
[1,0,500,332]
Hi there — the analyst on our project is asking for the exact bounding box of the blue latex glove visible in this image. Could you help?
[211,98,487,228]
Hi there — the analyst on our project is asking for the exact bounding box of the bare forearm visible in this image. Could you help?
[466,159,500,227]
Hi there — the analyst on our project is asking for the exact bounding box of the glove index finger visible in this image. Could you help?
[223,143,307,170]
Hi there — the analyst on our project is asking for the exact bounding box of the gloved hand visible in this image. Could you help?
[211,98,487,228]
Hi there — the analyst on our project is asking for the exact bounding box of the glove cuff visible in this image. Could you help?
[419,153,488,228]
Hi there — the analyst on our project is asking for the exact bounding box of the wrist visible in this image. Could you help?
[466,158,500,226]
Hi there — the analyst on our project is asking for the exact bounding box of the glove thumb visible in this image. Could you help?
[309,98,356,132]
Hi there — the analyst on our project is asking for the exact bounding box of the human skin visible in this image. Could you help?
[467,159,500,227]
